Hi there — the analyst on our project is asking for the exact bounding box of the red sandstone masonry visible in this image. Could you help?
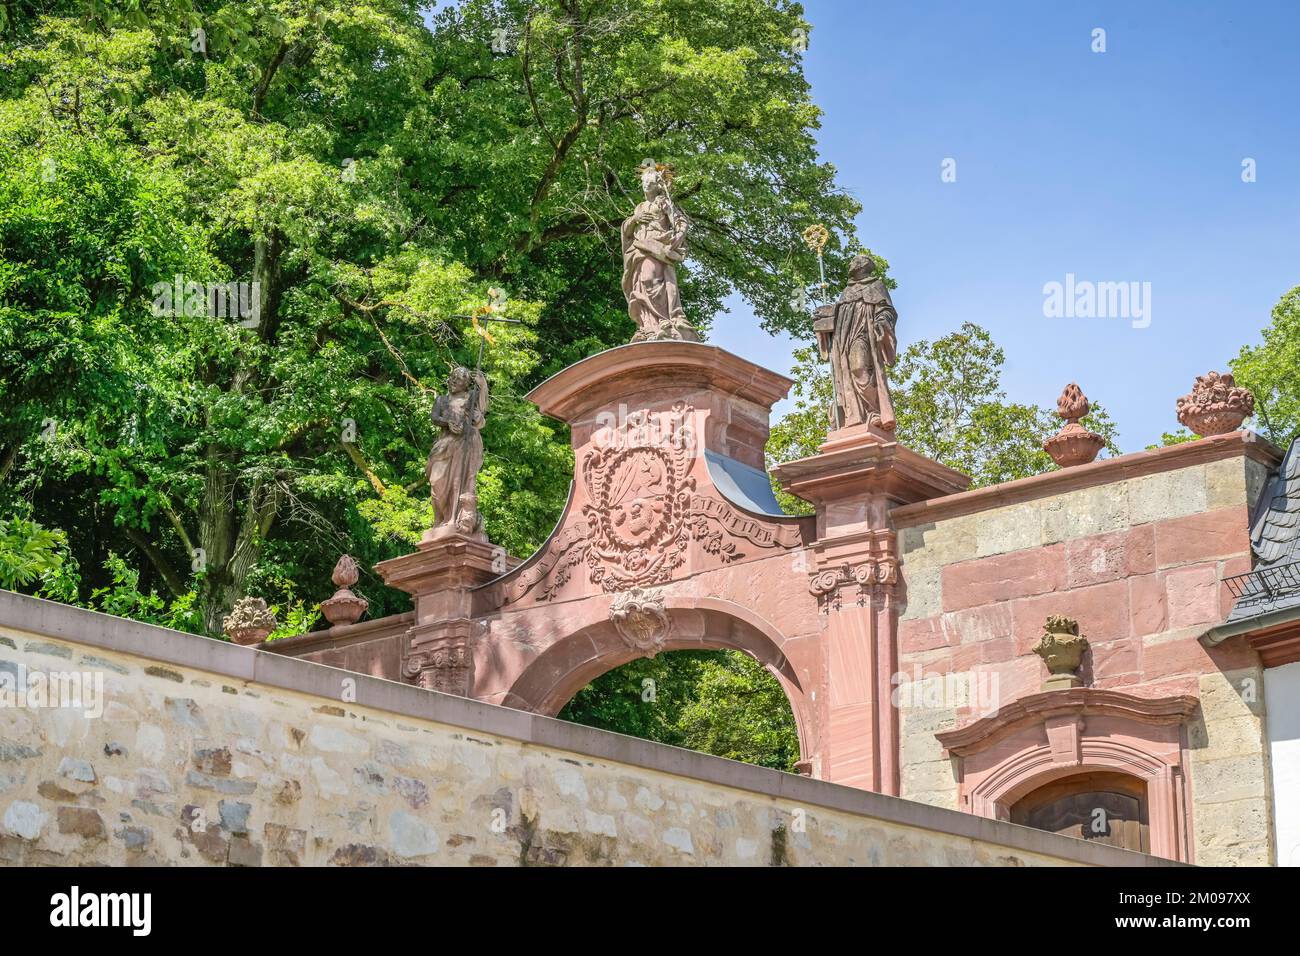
[899,616,949,654]
[1143,627,1256,681]
[890,431,1280,528]
[941,544,1065,612]
[1129,572,1167,636]
[1009,579,1131,652]
[1064,525,1156,588]
[1089,636,1141,686]
[1165,563,1223,630]
[1154,507,1249,569]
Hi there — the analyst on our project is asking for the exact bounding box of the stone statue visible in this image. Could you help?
[621,161,698,342]
[813,253,898,431]
[427,366,488,539]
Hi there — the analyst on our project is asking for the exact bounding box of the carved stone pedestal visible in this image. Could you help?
[375,534,502,696]
[774,427,967,794]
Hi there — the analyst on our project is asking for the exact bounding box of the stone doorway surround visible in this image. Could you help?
[935,688,1199,861]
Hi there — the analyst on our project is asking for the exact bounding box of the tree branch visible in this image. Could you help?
[341,441,387,495]
[124,527,188,598]
[252,39,290,117]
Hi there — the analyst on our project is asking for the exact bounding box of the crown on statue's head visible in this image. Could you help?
[637,158,674,184]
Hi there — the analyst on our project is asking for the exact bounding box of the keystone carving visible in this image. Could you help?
[609,587,672,658]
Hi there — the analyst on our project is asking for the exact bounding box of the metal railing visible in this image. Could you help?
[1224,560,1300,603]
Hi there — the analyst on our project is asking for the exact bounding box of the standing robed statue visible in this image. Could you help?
[426,365,489,539]
[621,160,698,342]
[814,253,898,432]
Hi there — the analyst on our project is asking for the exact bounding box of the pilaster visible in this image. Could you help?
[375,534,502,696]
[774,427,967,794]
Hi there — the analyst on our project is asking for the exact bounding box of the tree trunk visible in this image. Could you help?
[196,231,286,636]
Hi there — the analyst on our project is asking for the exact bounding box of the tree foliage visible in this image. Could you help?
[0,0,855,641]
[0,516,65,590]
[1230,285,1300,446]
[559,649,800,772]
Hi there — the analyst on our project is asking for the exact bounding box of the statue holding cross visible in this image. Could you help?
[813,253,898,433]
[425,299,518,540]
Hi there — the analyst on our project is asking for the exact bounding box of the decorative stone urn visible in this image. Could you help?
[1032,615,1089,691]
[223,597,277,646]
[1176,370,1254,436]
[1043,383,1105,467]
[320,554,369,626]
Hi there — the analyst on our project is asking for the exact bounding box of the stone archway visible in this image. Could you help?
[347,341,966,793]
[498,598,814,764]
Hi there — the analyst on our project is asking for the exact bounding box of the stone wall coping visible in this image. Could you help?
[891,430,1281,528]
[0,589,1182,867]
[256,610,414,654]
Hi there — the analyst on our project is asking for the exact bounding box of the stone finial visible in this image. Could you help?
[1176,370,1255,436]
[320,554,369,626]
[1043,383,1105,467]
[223,597,277,646]
[609,586,671,658]
[1032,615,1089,691]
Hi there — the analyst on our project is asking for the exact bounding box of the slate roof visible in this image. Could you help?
[704,449,788,517]
[1224,436,1300,624]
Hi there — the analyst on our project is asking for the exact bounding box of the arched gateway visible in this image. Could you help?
[251,146,1295,861]
[270,340,969,792]
[263,328,1286,863]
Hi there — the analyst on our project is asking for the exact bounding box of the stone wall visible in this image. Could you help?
[0,592,1173,867]
[891,436,1276,865]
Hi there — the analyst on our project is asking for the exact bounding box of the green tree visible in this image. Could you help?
[0,0,856,636]
[676,652,799,771]
[559,651,719,746]
[1230,285,1300,446]
[559,649,800,772]
[0,517,65,590]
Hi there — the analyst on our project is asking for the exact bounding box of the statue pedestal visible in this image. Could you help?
[375,534,502,695]
[773,426,968,793]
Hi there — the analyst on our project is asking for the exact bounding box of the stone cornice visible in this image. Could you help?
[935,688,1200,757]
[526,342,794,423]
[374,535,502,596]
[892,431,1281,528]
[773,436,970,506]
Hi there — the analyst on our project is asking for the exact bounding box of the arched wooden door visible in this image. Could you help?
[1009,771,1150,853]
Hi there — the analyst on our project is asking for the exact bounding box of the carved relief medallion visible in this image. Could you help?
[609,587,672,658]
[582,435,695,591]
[506,401,804,604]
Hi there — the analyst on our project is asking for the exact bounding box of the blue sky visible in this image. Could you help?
[709,0,1300,450]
